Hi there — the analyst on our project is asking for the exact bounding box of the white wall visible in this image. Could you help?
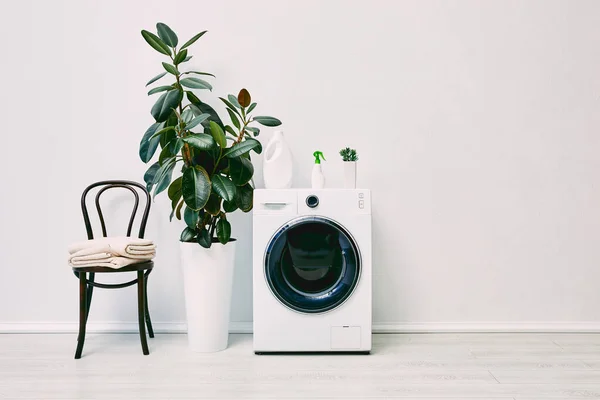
[1,0,600,332]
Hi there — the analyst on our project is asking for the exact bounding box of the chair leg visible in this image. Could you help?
[76,273,94,343]
[144,273,154,338]
[75,272,87,359]
[137,270,150,355]
[85,272,95,323]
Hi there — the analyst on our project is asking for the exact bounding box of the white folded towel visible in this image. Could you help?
[68,237,156,268]
[69,254,148,269]
[68,236,156,259]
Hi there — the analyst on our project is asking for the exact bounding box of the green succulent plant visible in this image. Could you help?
[139,23,282,248]
[339,147,358,162]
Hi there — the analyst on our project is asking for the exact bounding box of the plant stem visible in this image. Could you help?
[174,69,193,167]
[236,116,251,144]
[209,216,217,240]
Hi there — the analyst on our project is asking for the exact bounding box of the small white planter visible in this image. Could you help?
[343,161,357,189]
[180,240,236,352]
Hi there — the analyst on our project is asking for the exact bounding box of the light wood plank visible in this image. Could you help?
[491,370,600,384]
[1,334,600,399]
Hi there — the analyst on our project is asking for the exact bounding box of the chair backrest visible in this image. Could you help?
[81,180,151,240]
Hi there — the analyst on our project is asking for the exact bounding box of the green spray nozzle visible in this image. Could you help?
[313,151,326,164]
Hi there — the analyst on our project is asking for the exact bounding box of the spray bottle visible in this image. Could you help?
[311,151,326,189]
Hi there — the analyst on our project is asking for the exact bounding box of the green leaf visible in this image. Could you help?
[180,77,212,90]
[253,116,282,127]
[144,162,160,192]
[211,175,236,202]
[182,55,193,63]
[180,31,207,50]
[224,138,262,158]
[197,228,211,248]
[223,200,238,213]
[237,88,251,108]
[149,125,175,140]
[205,193,222,216]
[184,207,199,229]
[173,49,187,65]
[182,166,211,210]
[185,113,211,131]
[165,111,178,127]
[224,125,237,137]
[141,30,171,56]
[209,121,226,148]
[147,85,172,95]
[169,196,183,222]
[151,89,182,122]
[184,71,215,78]
[181,108,193,123]
[167,137,183,154]
[175,199,184,220]
[219,97,242,117]
[162,62,179,75]
[158,144,174,166]
[227,108,240,129]
[247,102,257,113]
[227,94,241,109]
[156,22,178,47]
[187,93,223,127]
[186,91,201,104]
[180,227,196,242]
[146,72,167,87]
[182,133,215,150]
[168,176,183,201]
[160,116,177,147]
[139,122,163,163]
[245,126,260,136]
[153,159,176,196]
[229,157,254,186]
[216,218,231,244]
[235,183,254,212]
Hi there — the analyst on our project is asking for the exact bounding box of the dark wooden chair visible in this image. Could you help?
[72,180,154,359]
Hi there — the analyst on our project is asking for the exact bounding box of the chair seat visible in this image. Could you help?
[72,260,154,273]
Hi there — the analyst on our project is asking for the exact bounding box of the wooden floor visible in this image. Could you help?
[1,333,600,399]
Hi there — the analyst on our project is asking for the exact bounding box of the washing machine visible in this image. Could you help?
[253,189,372,353]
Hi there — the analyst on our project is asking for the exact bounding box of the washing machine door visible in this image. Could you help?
[264,216,361,313]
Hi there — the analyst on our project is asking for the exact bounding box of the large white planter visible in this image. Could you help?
[343,161,357,189]
[180,240,236,352]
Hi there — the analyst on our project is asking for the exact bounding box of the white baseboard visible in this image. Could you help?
[373,321,600,333]
[1,321,600,334]
[0,321,251,334]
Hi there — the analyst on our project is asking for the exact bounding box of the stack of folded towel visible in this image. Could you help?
[68,236,156,269]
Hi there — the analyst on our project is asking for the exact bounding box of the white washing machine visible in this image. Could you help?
[253,189,372,353]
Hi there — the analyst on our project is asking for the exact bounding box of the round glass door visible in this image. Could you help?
[265,216,361,313]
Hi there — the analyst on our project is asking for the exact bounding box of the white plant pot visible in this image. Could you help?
[180,240,236,352]
[343,161,357,189]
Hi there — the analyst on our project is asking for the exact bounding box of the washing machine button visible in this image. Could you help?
[306,195,319,208]
[358,200,364,209]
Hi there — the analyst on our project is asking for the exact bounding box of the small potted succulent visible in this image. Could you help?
[140,23,281,352]
[339,147,358,189]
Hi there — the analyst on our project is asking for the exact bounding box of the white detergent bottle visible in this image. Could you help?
[311,151,326,189]
[263,130,293,189]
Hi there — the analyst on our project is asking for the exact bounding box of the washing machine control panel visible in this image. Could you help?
[358,192,365,209]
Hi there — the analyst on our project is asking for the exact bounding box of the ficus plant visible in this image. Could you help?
[139,23,282,248]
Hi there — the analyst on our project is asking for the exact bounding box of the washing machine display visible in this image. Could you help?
[265,216,361,313]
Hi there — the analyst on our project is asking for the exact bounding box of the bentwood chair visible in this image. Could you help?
[72,180,154,359]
